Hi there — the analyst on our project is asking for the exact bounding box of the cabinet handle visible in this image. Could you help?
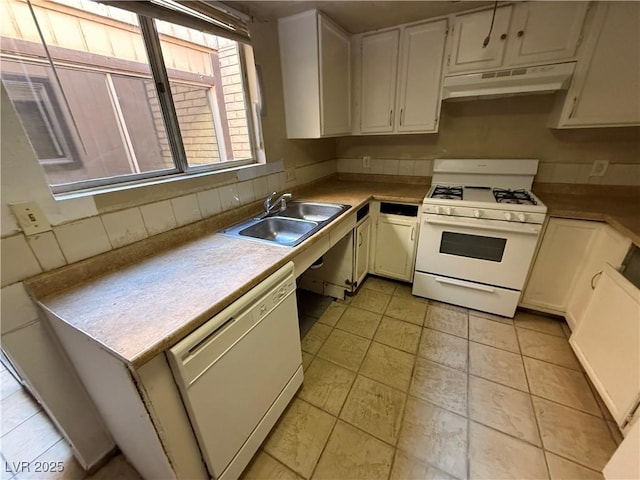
[568,96,578,119]
[591,271,603,290]
[358,232,363,247]
[410,226,415,241]
[389,109,393,126]
[517,30,524,37]
[500,33,507,40]
[400,108,404,126]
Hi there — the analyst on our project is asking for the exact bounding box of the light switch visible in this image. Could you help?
[10,202,51,236]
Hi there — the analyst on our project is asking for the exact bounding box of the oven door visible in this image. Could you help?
[415,214,542,289]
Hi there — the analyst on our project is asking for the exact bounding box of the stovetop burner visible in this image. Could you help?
[431,185,463,200]
[493,188,537,205]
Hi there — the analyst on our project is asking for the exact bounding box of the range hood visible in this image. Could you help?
[442,62,576,100]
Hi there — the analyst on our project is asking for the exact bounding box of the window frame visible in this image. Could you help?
[9,0,259,195]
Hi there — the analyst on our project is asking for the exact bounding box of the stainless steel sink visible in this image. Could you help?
[239,217,317,245]
[223,200,350,247]
[277,202,345,222]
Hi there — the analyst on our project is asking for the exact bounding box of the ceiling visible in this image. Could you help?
[233,1,494,34]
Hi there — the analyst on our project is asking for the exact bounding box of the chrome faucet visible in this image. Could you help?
[262,191,292,217]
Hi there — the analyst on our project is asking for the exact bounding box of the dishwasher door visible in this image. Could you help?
[168,263,302,479]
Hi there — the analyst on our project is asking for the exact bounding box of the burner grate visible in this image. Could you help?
[431,185,463,200]
[493,188,537,205]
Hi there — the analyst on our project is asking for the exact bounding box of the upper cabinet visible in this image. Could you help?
[549,2,640,128]
[278,10,351,138]
[357,18,447,135]
[447,2,588,74]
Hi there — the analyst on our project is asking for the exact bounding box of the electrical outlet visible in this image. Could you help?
[590,160,609,177]
[10,202,51,236]
[362,156,371,169]
[285,168,296,183]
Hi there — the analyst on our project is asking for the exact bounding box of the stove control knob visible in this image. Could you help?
[434,206,442,215]
[444,207,452,215]
[504,212,513,221]
[517,213,527,222]
[473,209,482,218]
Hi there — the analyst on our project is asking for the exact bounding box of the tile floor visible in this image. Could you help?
[1,276,623,480]
[0,363,139,480]
[242,276,622,480]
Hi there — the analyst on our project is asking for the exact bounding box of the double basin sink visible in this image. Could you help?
[223,201,351,247]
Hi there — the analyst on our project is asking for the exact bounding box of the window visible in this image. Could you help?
[0,0,257,193]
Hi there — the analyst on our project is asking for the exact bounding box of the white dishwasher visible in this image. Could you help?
[168,262,303,479]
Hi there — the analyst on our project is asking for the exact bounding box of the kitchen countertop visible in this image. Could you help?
[32,179,428,368]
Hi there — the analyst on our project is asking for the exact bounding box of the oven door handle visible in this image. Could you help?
[424,218,540,235]
[435,276,495,293]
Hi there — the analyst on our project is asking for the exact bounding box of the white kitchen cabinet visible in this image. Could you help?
[570,264,640,429]
[372,203,419,282]
[550,2,640,128]
[359,19,447,134]
[504,2,588,66]
[565,224,631,331]
[360,30,399,133]
[447,6,513,74]
[604,418,640,479]
[279,10,351,138]
[447,2,588,74]
[521,218,599,315]
[354,216,371,287]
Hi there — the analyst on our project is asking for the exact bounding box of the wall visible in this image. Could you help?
[337,94,640,185]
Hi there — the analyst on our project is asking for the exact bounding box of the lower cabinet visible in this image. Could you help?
[371,202,419,282]
[570,264,640,430]
[521,218,599,314]
[354,216,371,287]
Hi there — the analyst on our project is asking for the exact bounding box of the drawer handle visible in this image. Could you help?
[435,276,495,293]
[591,271,603,290]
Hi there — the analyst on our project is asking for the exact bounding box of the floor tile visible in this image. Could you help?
[469,375,541,446]
[514,311,565,337]
[299,315,317,340]
[312,420,394,480]
[300,323,332,355]
[385,297,428,326]
[418,328,468,371]
[374,317,422,354]
[1,388,41,436]
[390,450,457,480]
[2,411,61,466]
[360,342,415,392]
[301,351,314,371]
[317,329,370,372]
[469,342,528,391]
[469,421,548,480]
[1,370,22,400]
[469,315,519,353]
[317,303,346,327]
[297,358,356,416]
[393,284,427,302]
[532,396,617,471]
[350,288,391,314]
[524,357,600,416]
[87,455,140,480]
[297,290,333,319]
[263,399,335,478]
[424,305,468,338]
[340,376,406,445]
[607,421,623,446]
[18,440,85,480]
[427,301,468,314]
[469,309,514,325]
[362,276,398,295]
[410,357,467,416]
[545,452,603,480]
[241,451,303,480]
[335,307,382,339]
[517,328,581,370]
[397,396,467,479]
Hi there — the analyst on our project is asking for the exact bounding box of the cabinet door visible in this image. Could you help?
[373,216,417,281]
[521,218,598,314]
[555,2,640,127]
[354,217,371,287]
[570,265,640,427]
[360,30,399,133]
[447,6,512,73]
[396,19,447,133]
[565,225,631,331]
[505,2,588,66]
[319,15,351,136]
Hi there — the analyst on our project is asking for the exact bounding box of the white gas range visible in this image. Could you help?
[413,159,547,317]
